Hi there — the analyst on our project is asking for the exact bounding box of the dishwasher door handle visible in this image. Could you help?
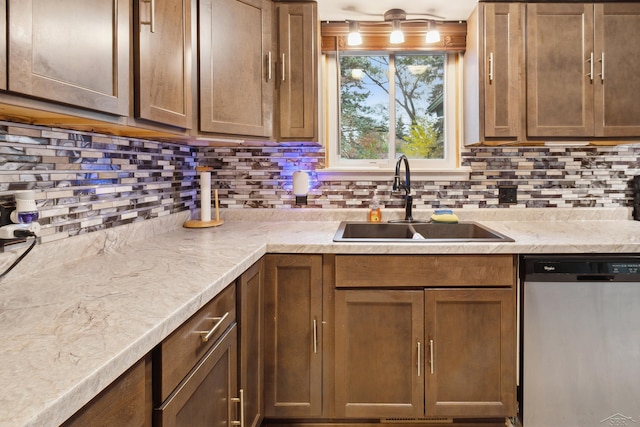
[577,274,615,281]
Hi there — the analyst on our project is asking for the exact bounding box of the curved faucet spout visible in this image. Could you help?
[393,154,413,221]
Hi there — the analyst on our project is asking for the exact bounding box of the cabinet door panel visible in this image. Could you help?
[277,2,316,140]
[199,0,272,136]
[264,254,323,418]
[239,260,264,427]
[425,289,516,417]
[136,0,192,128]
[594,3,640,136]
[483,3,523,139]
[334,290,424,418]
[526,4,593,137]
[8,0,129,115]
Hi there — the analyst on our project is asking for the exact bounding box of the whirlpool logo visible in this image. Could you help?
[600,413,637,426]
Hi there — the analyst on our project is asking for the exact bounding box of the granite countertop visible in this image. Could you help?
[1,207,639,427]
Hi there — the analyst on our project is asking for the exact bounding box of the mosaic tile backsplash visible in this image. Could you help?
[1,120,639,247]
[0,122,198,244]
[202,144,640,210]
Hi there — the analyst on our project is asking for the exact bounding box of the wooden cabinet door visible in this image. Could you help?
[334,290,424,418]
[526,4,593,137]
[483,3,524,139]
[263,254,323,418]
[135,0,192,128]
[199,0,273,136]
[62,356,152,427]
[239,259,264,427]
[276,2,317,140]
[8,0,129,116]
[594,3,640,137]
[155,326,239,427]
[424,289,516,418]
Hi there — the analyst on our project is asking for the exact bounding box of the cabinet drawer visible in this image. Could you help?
[156,283,236,402]
[335,255,515,288]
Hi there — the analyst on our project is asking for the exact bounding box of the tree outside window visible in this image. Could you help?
[339,53,445,163]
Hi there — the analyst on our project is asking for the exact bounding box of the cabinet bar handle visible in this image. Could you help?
[586,52,594,82]
[599,52,605,82]
[231,389,244,427]
[140,0,155,33]
[197,312,230,342]
[417,342,421,377]
[488,52,494,83]
[313,318,318,354]
[267,51,272,81]
[429,339,435,374]
[282,53,286,82]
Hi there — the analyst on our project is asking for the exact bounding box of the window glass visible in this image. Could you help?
[394,54,445,160]
[339,55,390,160]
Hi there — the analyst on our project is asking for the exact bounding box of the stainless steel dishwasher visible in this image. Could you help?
[521,255,640,427]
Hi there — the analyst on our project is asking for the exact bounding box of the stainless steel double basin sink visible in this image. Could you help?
[333,221,514,243]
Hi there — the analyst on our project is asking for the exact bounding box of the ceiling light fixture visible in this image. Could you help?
[384,9,406,44]
[347,21,362,46]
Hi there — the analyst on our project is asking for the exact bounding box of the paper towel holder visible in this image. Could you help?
[293,170,309,205]
[184,166,224,228]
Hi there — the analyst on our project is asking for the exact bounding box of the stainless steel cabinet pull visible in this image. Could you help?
[140,0,155,33]
[429,339,435,374]
[231,389,244,427]
[599,52,605,82]
[586,52,594,82]
[488,52,494,83]
[197,312,230,342]
[417,342,421,377]
[281,53,286,82]
[313,319,318,354]
[267,51,272,81]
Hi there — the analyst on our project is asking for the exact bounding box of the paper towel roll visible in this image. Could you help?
[200,171,212,222]
[293,171,309,196]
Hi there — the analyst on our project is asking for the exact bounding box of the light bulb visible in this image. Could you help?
[390,20,404,44]
[347,21,362,46]
[426,21,440,43]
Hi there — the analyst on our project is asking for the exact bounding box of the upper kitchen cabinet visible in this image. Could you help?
[135,0,192,129]
[464,3,525,145]
[199,0,274,137]
[527,3,640,138]
[8,0,129,116]
[275,1,317,141]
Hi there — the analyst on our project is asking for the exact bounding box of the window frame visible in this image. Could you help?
[324,50,463,172]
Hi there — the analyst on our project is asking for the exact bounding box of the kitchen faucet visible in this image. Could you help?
[392,154,413,222]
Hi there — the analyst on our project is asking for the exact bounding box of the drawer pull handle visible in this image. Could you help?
[231,389,244,427]
[417,341,421,377]
[198,312,230,342]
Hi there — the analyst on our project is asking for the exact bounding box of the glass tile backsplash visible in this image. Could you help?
[1,121,638,246]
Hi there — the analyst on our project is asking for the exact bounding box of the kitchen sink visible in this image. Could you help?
[333,221,514,243]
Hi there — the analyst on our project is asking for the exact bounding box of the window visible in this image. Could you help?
[325,51,461,171]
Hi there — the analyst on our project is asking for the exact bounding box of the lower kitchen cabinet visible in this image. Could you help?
[154,282,239,427]
[425,288,516,417]
[61,355,152,427]
[333,255,517,421]
[334,290,424,418]
[239,259,265,427]
[263,254,324,418]
[155,326,239,426]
